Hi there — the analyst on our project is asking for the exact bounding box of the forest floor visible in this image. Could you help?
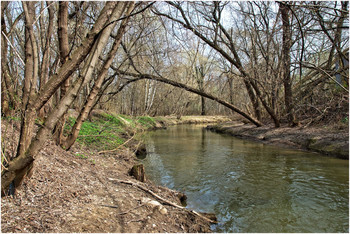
[206,121,349,159]
[1,114,229,233]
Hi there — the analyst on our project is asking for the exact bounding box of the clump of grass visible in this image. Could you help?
[75,152,88,159]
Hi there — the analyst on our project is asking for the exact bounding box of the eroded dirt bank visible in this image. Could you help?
[206,121,349,159]
[1,116,229,233]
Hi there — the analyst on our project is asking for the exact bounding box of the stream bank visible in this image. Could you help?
[206,121,349,159]
[1,113,229,233]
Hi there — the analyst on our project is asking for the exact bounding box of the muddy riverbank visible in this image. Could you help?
[1,115,228,233]
[206,121,349,159]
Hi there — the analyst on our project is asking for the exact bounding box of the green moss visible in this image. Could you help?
[64,117,76,133]
[3,115,21,121]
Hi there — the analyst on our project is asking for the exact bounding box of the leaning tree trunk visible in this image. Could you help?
[61,2,135,150]
[111,71,264,127]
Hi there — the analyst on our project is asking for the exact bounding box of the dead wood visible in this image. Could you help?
[129,164,146,182]
[98,133,136,154]
[108,178,218,224]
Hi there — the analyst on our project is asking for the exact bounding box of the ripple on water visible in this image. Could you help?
[141,125,349,233]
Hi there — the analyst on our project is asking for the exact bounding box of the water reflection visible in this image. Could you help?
[141,125,349,233]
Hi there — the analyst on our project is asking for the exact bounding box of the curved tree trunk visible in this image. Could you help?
[111,71,264,127]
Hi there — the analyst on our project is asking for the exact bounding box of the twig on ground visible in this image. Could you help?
[117,204,145,215]
[99,204,119,209]
[126,218,145,224]
[98,134,136,154]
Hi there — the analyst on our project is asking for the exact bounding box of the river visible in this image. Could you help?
[139,124,349,232]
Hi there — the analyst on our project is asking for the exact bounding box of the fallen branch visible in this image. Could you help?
[77,135,111,138]
[100,204,119,209]
[132,140,142,155]
[108,178,218,224]
[98,134,136,154]
[117,204,145,215]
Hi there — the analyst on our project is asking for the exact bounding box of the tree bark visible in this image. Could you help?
[129,164,147,182]
[54,1,71,145]
[38,1,54,119]
[17,1,38,159]
[1,1,15,116]
[280,2,296,126]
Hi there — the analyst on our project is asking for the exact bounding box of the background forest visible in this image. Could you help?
[1,1,348,193]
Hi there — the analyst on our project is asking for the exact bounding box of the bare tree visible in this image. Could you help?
[1,1,131,194]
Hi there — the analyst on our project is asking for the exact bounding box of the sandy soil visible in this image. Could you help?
[206,121,349,159]
[1,119,213,233]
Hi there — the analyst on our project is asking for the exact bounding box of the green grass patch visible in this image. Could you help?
[62,113,159,151]
[103,113,123,125]
[77,120,124,150]
[63,116,124,151]
[137,116,156,128]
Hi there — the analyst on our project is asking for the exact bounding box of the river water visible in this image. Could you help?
[139,125,349,232]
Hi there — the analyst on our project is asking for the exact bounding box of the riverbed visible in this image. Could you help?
[140,125,349,233]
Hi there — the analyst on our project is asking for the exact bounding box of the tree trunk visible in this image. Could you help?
[1,2,120,195]
[61,2,134,150]
[54,1,71,145]
[1,1,14,116]
[201,96,206,115]
[129,164,147,182]
[280,2,296,126]
[16,1,38,159]
[38,1,54,119]
[112,71,264,127]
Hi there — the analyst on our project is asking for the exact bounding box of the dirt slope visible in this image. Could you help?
[1,119,212,233]
[206,121,349,159]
